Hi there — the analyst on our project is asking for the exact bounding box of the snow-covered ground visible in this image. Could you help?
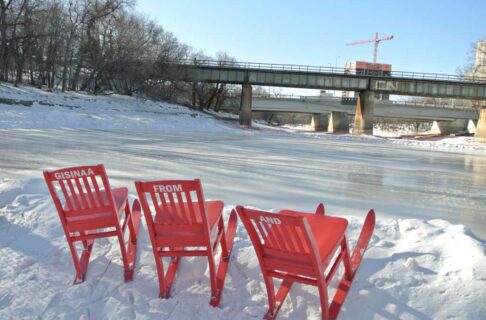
[1,178,485,319]
[0,83,231,133]
[1,82,485,319]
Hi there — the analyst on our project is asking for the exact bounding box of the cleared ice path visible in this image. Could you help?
[1,128,485,239]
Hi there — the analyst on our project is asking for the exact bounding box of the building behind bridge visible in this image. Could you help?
[473,39,486,77]
[342,61,392,101]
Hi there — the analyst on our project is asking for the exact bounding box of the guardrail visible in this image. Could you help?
[172,59,486,84]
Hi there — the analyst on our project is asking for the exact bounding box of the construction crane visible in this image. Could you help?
[346,32,394,64]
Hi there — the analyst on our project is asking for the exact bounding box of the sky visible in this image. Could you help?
[136,0,486,95]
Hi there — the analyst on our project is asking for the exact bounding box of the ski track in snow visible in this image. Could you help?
[0,82,485,319]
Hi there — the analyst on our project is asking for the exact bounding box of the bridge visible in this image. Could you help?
[237,95,477,134]
[164,59,486,140]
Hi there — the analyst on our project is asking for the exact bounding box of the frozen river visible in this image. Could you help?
[1,128,485,239]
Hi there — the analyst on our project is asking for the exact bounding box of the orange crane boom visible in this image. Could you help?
[346,32,394,64]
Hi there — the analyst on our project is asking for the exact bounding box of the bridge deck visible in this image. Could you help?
[233,96,479,121]
[171,60,486,100]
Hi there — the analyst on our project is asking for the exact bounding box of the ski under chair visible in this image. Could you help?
[135,179,238,307]
[43,164,141,284]
[236,203,375,319]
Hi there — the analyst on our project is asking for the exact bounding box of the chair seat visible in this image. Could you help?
[279,210,348,263]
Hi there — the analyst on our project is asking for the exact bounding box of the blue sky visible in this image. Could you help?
[136,0,485,75]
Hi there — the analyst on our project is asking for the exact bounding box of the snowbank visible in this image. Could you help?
[0,178,484,319]
[0,83,233,133]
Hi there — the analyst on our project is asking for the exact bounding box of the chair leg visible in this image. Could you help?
[116,230,132,281]
[340,237,353,280]
[219,218,229,259]
[263,275,277,318]
[317,278,330,320]
[154,254,167,298]
[209,210,238,307]
[125,202,138,244]
[264,277,293,320]
[120,199,141,282]
[79,231,95,249]
[67,238,83,283]
[80,232,89,249]
[155,248,182,299]
[207,248,218,302]
[164,251,181,298]
[67,237,94,284]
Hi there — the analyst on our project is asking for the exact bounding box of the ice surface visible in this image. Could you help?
[1,129,485,240]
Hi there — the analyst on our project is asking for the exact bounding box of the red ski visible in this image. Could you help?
[237,205,375,320]
[329,209,375,319]
[122,200,142,281]
[210,209,238,306]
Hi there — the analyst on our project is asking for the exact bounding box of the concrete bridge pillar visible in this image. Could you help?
[311,113,329,132]
[431,119,469,135]
[353,91,375,135]
[328,111,349,133]
[191,82,197,106]
[468,120,477,134]
[474,108,486,142]
[239,83,252,126]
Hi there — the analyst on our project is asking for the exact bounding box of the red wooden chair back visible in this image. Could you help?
[135,179,211,247]
[43,164,118,231]
[237,206,322,278]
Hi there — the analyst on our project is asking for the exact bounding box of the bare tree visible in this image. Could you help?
[0,0,239,108]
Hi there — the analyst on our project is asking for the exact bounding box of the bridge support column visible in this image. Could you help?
[239,83,252,127]
[431,119,469,135]
[328,111,349,133]
[468,120,477,134]
[353,91,374,135]
[192,82,197,107]
[474,108,486,142]
[311,113,329,132]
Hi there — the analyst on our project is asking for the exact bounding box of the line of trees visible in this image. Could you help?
[0,0,237,110]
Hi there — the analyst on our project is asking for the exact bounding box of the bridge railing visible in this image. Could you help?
[173,59,486,84]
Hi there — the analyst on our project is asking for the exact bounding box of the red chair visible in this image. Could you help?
[236,204,375,320]
[43,164,141,284]
[135,179,238,307]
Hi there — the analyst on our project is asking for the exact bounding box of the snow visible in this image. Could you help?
[0,178,485,319]
[1,82,485,319]
[0,83,232,133]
